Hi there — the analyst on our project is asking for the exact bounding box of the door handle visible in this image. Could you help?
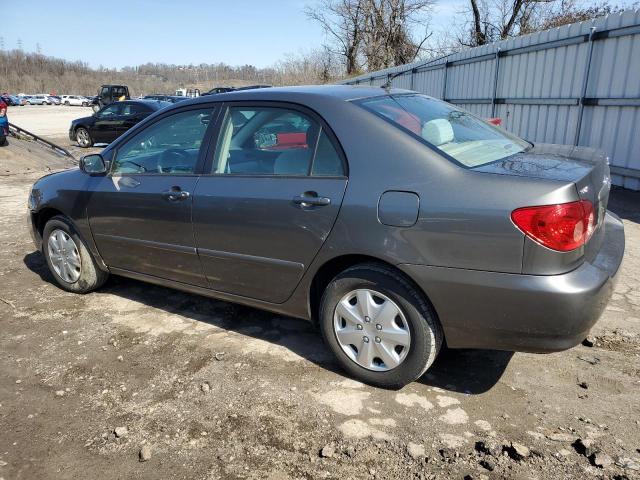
[162,187,190,202]
[293,192,331,207]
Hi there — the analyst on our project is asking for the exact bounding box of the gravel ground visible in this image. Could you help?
[0,138,639,480]
[7,105,93,139]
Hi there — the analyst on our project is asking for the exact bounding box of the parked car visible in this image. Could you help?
[201,85,272,96]
[28,86,625,388]
[91,85,130,112]
[201,86,235,96]
[143,94,190,104]
[9,95,26,106]
[48,95,62,105]
[69,99,169,147]
[25,95,47,105]
[61,95,91,107]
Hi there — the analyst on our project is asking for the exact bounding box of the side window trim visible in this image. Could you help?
[108,104,220,177]
[202,100,348,179]
[307,126,323,176]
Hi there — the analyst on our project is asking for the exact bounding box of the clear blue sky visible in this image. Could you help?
[2,0,635,69]
[2,0,328,68]
[1,0,464,68]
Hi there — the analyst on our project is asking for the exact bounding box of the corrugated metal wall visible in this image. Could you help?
[340,9,640,190]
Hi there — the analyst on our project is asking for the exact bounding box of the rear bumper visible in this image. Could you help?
[399,212,625,353]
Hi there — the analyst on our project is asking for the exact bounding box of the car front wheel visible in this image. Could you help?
[42,216,108,293]
[76,127,93,147]
[319,263,442,389]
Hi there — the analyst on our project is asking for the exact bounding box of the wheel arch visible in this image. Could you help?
[33,207,66,242]
[31,208,108,273]
[308,254,441,331]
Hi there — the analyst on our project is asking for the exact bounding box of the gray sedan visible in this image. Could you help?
[27,85,624,388]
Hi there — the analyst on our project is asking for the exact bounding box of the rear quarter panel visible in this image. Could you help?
[294,98,578,273]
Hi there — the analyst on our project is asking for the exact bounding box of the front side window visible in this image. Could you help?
[358,94,530,168]
[212,106,344,176]
[111,108,213,175]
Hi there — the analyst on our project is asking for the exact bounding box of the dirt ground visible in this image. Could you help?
[0,137,639,480]
[8,105,94,140]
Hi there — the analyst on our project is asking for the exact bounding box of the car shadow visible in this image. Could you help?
[608,186,640,224]
[24,250,511,394]
[418,348,513,394]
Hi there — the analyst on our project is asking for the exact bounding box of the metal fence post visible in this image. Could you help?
[441,62,448,100]
[491,49,501,118]
[575,27,597,146]
[410,68,415,91]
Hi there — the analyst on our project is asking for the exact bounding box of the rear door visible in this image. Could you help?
[119,102,151,136]
[192,102,348,303]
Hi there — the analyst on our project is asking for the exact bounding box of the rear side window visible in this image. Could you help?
[122,103,147,115]
[358,94,530,168]
[211,106,345,177]
[312,130,344,176]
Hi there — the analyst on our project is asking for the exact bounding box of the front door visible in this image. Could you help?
[192,104,348,303]
[87,106,217,286]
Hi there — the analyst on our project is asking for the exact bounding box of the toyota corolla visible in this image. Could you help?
[28,86,625,388]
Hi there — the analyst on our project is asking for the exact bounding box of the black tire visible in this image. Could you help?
[42,215,108,293]
[319,263,443,389]
[76,127,93,148]
[82,102,88,107]
[64,101,70,106]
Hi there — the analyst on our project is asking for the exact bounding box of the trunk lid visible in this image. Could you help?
[474,143,612,258]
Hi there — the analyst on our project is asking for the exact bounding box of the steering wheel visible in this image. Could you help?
[158,148,190,174]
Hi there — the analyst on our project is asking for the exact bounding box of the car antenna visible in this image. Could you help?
[381,71,406,91]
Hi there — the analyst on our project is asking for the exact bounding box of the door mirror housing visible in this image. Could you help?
[80,154,108,175]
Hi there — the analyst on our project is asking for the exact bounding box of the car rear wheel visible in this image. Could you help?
[64,101,70,105]
[76,127,93,147]
[319,263,442,389]
[82,102,88,107]
[42,216,108,293]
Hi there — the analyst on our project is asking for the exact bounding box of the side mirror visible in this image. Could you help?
[80,154,108,175]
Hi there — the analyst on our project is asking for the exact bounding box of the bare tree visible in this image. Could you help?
[306,0,434,75]
[457,0,634,47]
[306,0,365,75]
[362,0,434,70]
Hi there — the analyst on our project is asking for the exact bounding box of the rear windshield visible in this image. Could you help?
[357,94,530,168]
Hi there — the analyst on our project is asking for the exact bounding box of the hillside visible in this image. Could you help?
[0,50,333,97]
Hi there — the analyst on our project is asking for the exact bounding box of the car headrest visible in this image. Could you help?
[273,149,309,176]
[422,119,454,146]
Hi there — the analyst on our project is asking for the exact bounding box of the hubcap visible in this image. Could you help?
[333,289,411,371]
[47,229,81,283]
[77,129,89,146]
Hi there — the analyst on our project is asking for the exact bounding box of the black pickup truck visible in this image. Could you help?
[91,85,130,112]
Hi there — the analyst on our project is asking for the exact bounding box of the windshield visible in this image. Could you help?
[358,94,530,168]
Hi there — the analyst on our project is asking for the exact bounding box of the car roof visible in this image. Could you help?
[187,85,412,104]
[122,99,170,109]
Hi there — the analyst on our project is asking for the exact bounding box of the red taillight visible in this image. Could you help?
[487,117,502,126]
[511,200,595,252]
